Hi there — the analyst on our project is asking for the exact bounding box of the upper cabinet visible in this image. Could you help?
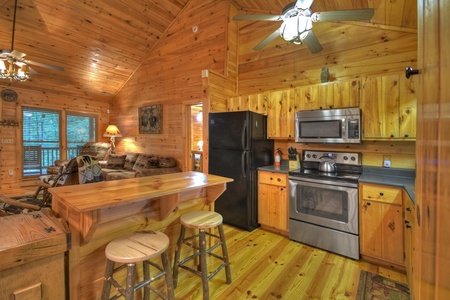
[361,74,417,140]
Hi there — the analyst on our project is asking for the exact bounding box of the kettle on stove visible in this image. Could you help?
[319,155,336,173]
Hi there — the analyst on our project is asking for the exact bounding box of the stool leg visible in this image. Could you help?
[161,251,175,300]
[101,259,115,300]
[143,260,150,300]
[199,229,209,300]
[218,224,232,284]
[173,225,186,288]
[125,263,136,300]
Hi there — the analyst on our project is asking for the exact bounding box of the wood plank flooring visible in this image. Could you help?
[169,225,408,300]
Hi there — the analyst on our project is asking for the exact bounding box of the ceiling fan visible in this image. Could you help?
[233,0,375,53]
[0,0,64,82]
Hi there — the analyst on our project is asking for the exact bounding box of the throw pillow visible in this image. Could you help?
[79,142,111,160]
[158,156,177,168]
[132,154,159,171]
[77,155,103,184]
[106,154,126,169]
[124,152,141,170]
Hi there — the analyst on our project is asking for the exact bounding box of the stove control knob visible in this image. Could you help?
[306,154,311,158]
[351,156,356,161]
[343,156,348,160]
[312,154,317,158]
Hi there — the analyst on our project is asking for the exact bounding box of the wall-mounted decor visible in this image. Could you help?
[1,89,18,102]
[139,104,162,134]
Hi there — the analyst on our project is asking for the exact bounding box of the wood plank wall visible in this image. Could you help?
[111,0,235,172]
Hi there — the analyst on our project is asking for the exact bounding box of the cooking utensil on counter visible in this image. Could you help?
[319,155,336,173]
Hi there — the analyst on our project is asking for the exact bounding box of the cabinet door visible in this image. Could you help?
[361,75,400,139]
[267,90,292,138]
[399,75,417,138]
[360,200,404,265]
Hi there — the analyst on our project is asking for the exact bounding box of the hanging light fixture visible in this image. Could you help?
[280,8,313,45]
[0,0,30,82]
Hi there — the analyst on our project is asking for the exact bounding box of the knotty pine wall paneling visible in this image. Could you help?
[111,0,235,172]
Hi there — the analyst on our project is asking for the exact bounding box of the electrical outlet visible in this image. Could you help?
[8,169,14,176]
[383,155,391,168]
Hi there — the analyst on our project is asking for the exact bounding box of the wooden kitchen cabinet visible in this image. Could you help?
[266,79,360,139]
[403,190,415,291]
[258,170,288,234]
[360,74,416,140]
[359,183,404,267]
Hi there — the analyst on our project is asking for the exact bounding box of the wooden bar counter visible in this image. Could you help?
[50,171,232,300]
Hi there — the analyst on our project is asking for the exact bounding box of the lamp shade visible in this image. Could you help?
[103,125,122,137]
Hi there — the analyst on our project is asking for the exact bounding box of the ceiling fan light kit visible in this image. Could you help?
[233,0,374,53]
[0,0,63,82]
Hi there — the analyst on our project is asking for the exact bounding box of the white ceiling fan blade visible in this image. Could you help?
[301,31,323,53]
[233,14,282,21]
[311,9,375,22]
[295,0,314,10]
[254,29,281,51]
[26,60,64,72]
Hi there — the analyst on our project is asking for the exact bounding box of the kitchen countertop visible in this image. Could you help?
[259,163,416,204]
[258,160,290,174]
[359,166,415,203]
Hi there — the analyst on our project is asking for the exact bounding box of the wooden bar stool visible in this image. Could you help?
[173,211,232,299]
[101,230,175,300]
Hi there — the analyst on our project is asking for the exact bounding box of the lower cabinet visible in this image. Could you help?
[258,170,288,234]
[359,183,404,267]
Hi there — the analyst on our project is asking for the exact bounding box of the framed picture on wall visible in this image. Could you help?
[139,104,162,134]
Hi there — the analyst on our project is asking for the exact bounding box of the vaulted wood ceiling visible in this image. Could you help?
[0,0,416,102]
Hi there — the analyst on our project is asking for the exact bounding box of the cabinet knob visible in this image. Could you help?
[406,207,411,212]
[404,134,409,138]
[379,192,384,196]
[367,202,371,206]
[405,220,410,224]
[270,177,273,181]
[405,67,419,79]
[277,178,281,182]
[390,134,395,138]
[406,225,412,229]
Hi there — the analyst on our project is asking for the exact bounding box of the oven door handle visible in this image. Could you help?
[289,176,358,188]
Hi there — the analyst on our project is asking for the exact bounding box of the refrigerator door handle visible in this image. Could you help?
[241,120,247,150]
[241,151,247,178]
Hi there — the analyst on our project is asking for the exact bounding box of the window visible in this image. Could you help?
[22,107,97,177]
[66,113,97,159]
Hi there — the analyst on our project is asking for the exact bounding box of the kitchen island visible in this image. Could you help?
[50,171,233,300]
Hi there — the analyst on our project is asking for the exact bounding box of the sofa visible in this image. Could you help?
[46,142,111,175]
[100,152,181,180]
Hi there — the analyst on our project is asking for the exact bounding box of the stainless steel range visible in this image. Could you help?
[289,150,362,260]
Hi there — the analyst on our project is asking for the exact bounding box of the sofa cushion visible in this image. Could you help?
[79,142,111,160]
[105,170,136,181]
[124,152,141,171]
[158,156,177,168]
[132,154,159,171]
[106,154,126,169]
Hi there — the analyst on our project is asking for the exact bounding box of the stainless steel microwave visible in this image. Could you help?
[295,107,361,144]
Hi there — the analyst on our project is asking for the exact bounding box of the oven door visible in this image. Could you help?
[289,177,358,234]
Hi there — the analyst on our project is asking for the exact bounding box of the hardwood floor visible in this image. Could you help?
[169,225,408,300]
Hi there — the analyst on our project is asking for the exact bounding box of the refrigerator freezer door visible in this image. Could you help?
[209,111,267,151]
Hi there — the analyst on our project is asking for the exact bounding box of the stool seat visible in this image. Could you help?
[180,211,223,229]
[105,230,169,263]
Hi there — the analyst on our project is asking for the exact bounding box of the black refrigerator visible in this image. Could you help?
[208,111,274,231]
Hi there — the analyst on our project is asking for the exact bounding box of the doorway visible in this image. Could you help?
[189,104,203,172]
